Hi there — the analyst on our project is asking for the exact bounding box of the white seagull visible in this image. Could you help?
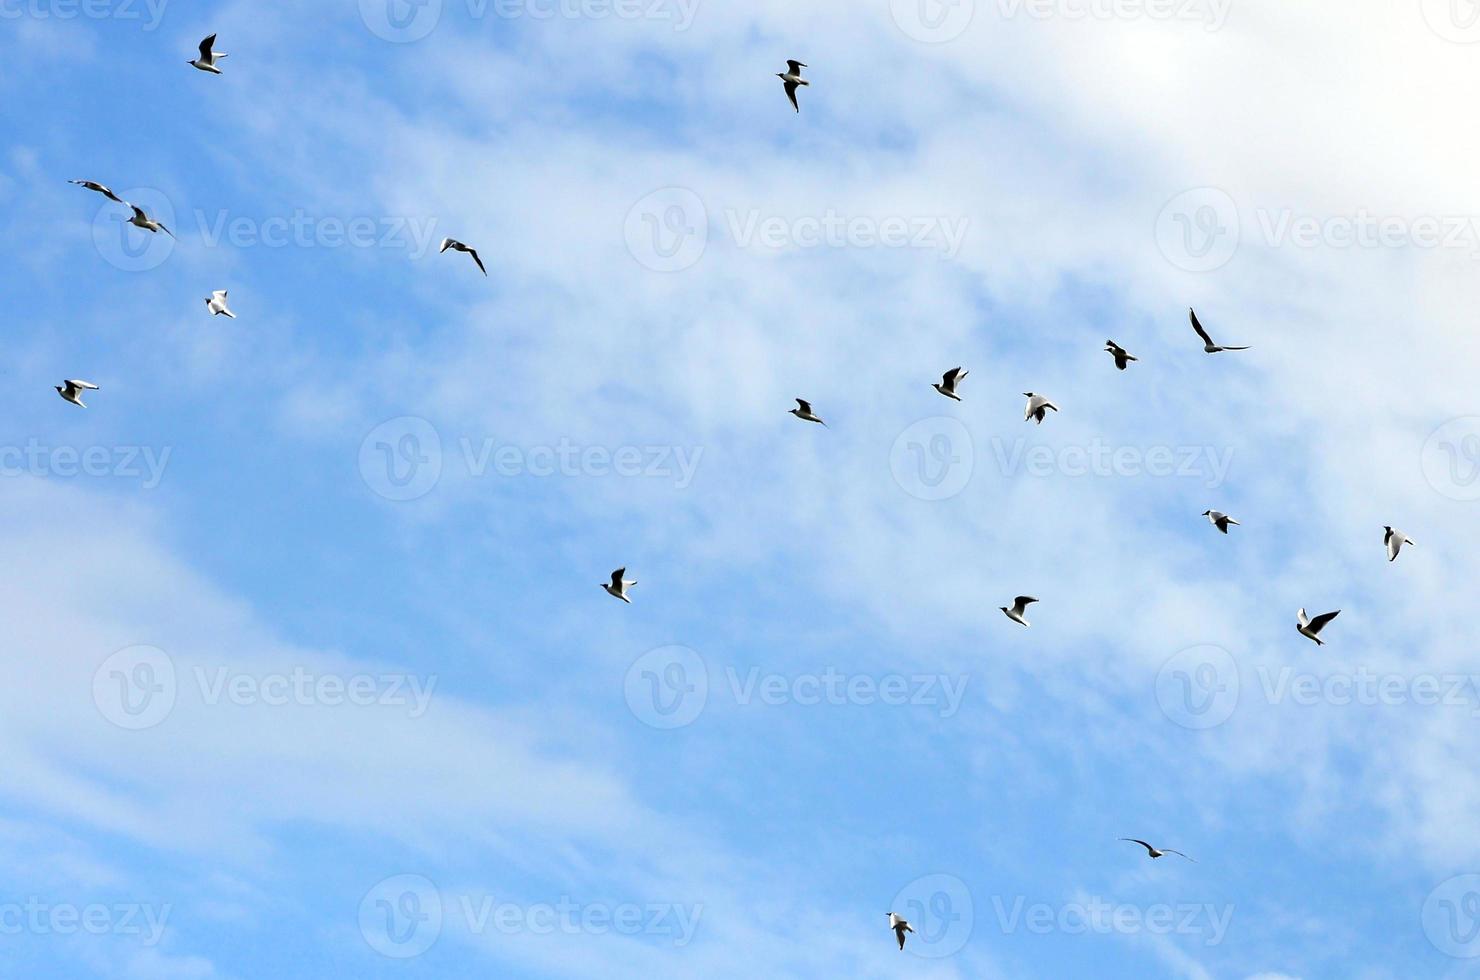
[1023,392,1058,424]
[1384,526,1414,563]
[69,179,124,204]
[1203,510,1240,534]
[55,379,99,408]
[1104,340,1137,371]
[777,60,808,112]
[887,912,914,951]
[1189,308,1250,353]
[933,367,967,401]
[439,238,487,277]
[1000,596,1038,627]
[1296,608,1340,646]
[602,568,636,603]
[790,398,826,426]
[204,290,235,318]
[127,204,173,237]
[1120,838,1195,862]
[189,34,227,74]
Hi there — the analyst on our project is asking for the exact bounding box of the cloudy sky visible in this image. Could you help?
[5,0,1480,976]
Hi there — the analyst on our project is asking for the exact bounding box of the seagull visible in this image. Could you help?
[55,379,99,408]
[1203,510,1240,534]
[1384,526,1415,563]
[189,34,227,74]
[1104,340,1137,370]
[69,179,124,204]
[887,913,914,951]
[790,398,826,426]
[602,568,636,603]
[1000,596,1038,627]
[777,60,808,112]
[127,204,173,237]
[439,238,487,277]
[204,290,235,318]
[1188,308,1250,353]
[1120,839,1195,862]
[1023,392,1058,424]
[932,367,967,401]
[1296,608,1340,646]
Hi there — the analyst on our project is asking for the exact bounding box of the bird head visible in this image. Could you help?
[1202,510,1212,516]
[1022,392,1034,397]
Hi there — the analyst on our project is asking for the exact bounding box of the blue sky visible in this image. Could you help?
[4,0,1480,976]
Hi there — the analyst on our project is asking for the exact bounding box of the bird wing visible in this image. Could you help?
[1121,838,1155,854]
[439,238,455,252]
[199,34,216,59]
[1387,531,1401,561]
[1163,849,1195,861]
[212,290,228,302]
[1015,596,1038,608]
[469,248,488,276]
[130,204,148,221]
[157,222,175,238]
[796,399,812,413]
[783,81,799,112]
[942,367,962,387]
[1308,610,1340,632]
[1220,345,1251,351]
[67,380,99,390]
[610,568,626,589]
[1189,308,1214,346]
[787,60,806,73]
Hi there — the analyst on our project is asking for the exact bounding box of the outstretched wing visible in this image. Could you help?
[610,568,626,589]
[787,60,806,73]
[1163,849,1196,862]
[468,248,487,277]
[1308,610,1340,633]
[199,34,217,60]
[1189,308,1213,346]
[795,399,812,413]
[783,80,799,112]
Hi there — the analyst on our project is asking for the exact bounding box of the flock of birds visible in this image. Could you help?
[59,38,1418,954]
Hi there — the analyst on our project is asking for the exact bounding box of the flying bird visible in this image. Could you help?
[1297,608,1340,646]
[1203,510,1240,534]
[1000,596,1038,627]
[1188,308,1250,353]
[887,912,914,951]
[189,34,227,73]
[439,238,487,277]
[933,367,967,401]
[127,204,173,237]
[789,398,826,426]
[69,179,124,204]
[1104,340,1137,370]
[1023,392,1058,424]
[204,290,235,318]
[602,568,636,603]
[1120,838,1195,862]
[55,379,99,408]
[777,60,809,112]
[1384,526,1414,563]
